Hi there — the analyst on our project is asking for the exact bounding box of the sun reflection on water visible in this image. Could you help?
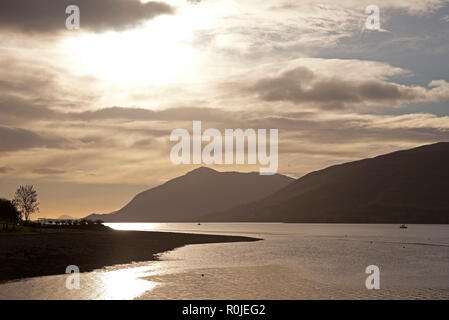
[92,265,159,300]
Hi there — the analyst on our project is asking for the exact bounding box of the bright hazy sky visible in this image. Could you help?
[1,0,449,217]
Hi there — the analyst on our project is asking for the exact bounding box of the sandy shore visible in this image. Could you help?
[0,228,259,283]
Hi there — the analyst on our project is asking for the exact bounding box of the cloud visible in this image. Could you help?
[269,0,448,15]
[0,55,102,126]
[60,106,449,148]
[32,168,66,175]
[190,0,449,60]
[1,103,448,186]
[0,96,58,125]
[0,0,173,33]
[67,106,235,122]
[0,167,14,174]
[244,66,449,110]
[0,125,65,152]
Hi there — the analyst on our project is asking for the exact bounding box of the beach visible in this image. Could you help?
[0,227,259,283]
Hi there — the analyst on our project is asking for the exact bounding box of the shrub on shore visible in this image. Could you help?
[0,198,20,231]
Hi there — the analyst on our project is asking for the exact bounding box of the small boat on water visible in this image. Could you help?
[399,224,408,229]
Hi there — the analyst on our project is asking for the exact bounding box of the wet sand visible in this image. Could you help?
[0,228,259,283]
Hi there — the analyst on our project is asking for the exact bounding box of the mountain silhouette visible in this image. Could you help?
[202,142,449,223]
[86,167,294,222]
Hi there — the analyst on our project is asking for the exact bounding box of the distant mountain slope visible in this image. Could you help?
[202,142,449,223]
[58,215,74,220]
[86,167,294,222]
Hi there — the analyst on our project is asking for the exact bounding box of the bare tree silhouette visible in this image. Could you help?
[13,185,40,222]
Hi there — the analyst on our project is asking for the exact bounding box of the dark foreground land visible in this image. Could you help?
[0,227,259,283]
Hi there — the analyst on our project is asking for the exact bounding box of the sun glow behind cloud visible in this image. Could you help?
[61,21,196,86]
[59,1,228,87]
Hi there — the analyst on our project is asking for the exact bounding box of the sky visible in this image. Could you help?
[0,0,449,218]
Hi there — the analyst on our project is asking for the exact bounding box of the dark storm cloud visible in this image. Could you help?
[247,67,422,109]
[0,0,173,33]
[0,125,65,152]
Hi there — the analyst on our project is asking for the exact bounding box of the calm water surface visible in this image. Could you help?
[1,223,448,299]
